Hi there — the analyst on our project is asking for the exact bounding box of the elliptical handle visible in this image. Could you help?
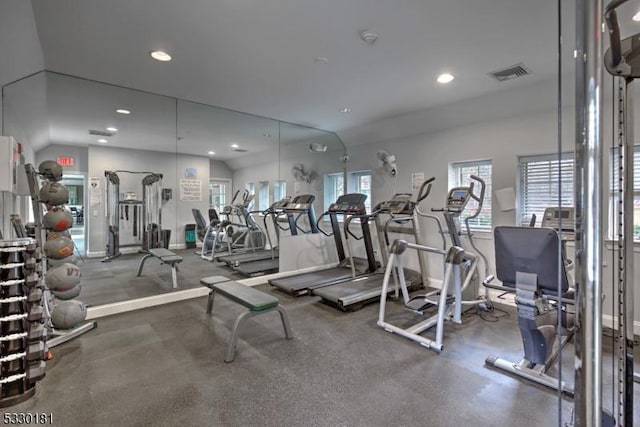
[231,189,240,204]
[416,177,435,203]
[467,174,486,219]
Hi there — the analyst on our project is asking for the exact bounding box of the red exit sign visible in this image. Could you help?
[56,156,74,167]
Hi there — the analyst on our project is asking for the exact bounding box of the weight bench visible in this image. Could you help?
[200,277,293,362]
[136,248,183,289]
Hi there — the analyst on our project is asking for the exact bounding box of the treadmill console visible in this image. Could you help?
[541,207,575,239]
[285,194,316,212]
[328,193,367,215]
[271,196,292,210]
[446,188,471,214]
[376,194,413,215]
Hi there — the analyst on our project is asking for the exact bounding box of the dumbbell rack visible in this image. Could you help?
[0,238,47,407]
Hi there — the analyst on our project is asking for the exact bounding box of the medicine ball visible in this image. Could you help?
[39,182,69,206]
[38,160,63,182]
[46,230,71,241]
[48,255,78,269]
[51,284,81,300]
[50,300,87,330]
[46,263,81,291]
[44,236,74,260]
[42,208,73,231]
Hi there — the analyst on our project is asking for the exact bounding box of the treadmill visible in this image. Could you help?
[217,196,293,267]
[268,193,377,296]
[233,194,318,277]
[312,178,434,311]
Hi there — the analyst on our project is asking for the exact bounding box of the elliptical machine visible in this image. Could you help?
[377,175,490,353]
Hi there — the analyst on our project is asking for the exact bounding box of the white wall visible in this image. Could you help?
[338,80,639,327]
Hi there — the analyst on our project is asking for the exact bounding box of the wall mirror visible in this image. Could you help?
[2,70,348,308]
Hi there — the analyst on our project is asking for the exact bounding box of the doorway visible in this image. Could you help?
[60,174,86,255]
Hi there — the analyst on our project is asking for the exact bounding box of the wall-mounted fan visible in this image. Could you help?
[376,150,398,176]
[291,163,316,183]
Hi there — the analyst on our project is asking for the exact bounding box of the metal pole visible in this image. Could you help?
[574,0,603,425]
[616,76,634,427]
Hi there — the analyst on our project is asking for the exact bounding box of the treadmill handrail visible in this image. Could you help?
[344,212,377,241]
[316,212,333,236]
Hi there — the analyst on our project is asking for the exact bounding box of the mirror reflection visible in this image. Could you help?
[2,71,347,308]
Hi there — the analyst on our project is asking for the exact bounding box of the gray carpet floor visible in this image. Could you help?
[9,282,640,426]
[79,249,247,306]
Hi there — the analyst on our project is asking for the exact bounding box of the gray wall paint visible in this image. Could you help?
[0,1,43,88]
[36,144,88,174]
[210,159,232,179]
[86,145,209,254]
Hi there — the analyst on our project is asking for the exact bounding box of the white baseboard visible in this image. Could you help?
[602,314,640,336]
[86,262,337,319]
[86,243,186,259]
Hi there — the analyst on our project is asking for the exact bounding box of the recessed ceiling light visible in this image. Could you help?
[338,107,351,113]
[230,143,239,148]
[437,73,455,84]
[116,109,131,115]
[106,127,118,132]
[98,139,108,143]
[634,11,640,21]
[150,51,172,62]
[208,151,215,155]
[313,57,329,64]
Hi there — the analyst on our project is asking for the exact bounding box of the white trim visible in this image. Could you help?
[86,243,186,258]
[85,262,338,319]
[602,314,640,336]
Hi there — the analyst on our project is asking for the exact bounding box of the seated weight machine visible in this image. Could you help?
[102,170,166,262]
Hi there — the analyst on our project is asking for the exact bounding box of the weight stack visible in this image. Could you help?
[0,238,47,407]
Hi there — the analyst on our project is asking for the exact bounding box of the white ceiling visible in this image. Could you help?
[29,0,620,134]
[4,0,640,157]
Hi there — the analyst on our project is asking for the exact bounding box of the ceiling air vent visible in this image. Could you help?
[89,129,114,137]
[232,148,248,153]
[488,63,532,82]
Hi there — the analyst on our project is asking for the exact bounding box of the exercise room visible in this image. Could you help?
[0,0,638,426]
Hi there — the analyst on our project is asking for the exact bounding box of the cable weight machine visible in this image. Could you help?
[102,170,167,262]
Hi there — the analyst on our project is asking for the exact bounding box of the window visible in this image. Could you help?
[324,172,344,212]
[209,180,229,212]
[449,160,492,231]
[258,181,270,211]
[609,146,640,240]
[245,182,255,211]
[273,180,287,202]
[348,170,372,213]
[518,153,574,226]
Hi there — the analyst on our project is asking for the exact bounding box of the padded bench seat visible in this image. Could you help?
[205,279,293,362]
[136,248,184,288]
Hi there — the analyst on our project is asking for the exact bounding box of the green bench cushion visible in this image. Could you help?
[213,281,279,312]
[200,276,231,288]
[148,248,183,263]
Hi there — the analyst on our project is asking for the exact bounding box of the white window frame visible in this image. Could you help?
[324,172,345,213]
[245,182,255,211]
[258,181,270,211]
[609,145,640,241]
[517,153,574,227]
[272,180,287,203]
[347,170,372,214]
[448,159,492,231]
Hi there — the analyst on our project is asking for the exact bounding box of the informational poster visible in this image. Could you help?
[180,179,202,201]
[89,176,102,205]
[411,172,424,191]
